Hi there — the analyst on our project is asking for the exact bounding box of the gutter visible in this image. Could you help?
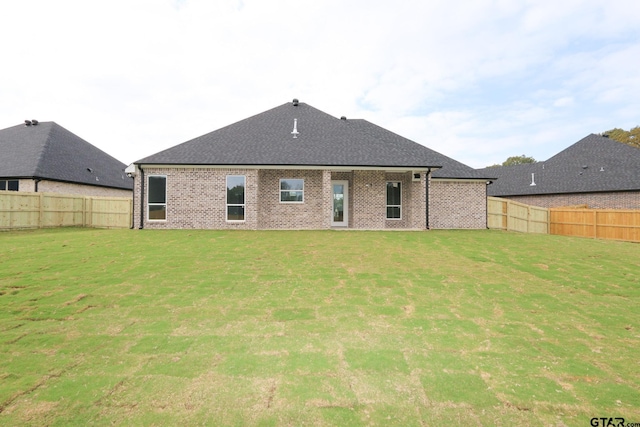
[134,162,443,172]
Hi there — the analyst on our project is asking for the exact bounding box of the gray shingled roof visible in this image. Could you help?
[345,119,492,179]
[0,121,133,190]
[479,134,640,196]
[135,101,492,179]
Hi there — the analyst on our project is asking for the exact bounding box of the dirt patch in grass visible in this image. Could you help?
[64,294,89,306]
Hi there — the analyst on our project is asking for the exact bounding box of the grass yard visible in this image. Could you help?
[0,228,639,426]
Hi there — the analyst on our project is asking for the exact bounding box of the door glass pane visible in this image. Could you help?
[333,184,344,222]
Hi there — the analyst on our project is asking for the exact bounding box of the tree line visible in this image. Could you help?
[601,126,640,149]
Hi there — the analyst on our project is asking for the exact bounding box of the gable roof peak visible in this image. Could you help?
[134,100,492,179]
[0,121,132,190]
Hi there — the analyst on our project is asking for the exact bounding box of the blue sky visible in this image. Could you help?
[1,0,638,168]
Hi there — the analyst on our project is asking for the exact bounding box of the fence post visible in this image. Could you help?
[546,209,550,234]
[85,197,92,228]
[38,192,44,229]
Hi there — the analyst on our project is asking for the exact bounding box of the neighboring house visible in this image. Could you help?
[130,100,493,230]
[0,121,133,197]
[478,134,640,209]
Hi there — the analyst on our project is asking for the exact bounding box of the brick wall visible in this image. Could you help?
[134,168,258,229]
[322,170,333,229]
[504,191,640,209]
[257,169,329,229]
[15,178,131,198]
[132,167,436,230]
[383,172,413,229]
[429,180,487,229]
[17,179,35,192]
[352,170,386,229]
[409,172,427,229]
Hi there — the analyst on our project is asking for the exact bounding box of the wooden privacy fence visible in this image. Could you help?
[488,197,640,243]
[0,192,132,230]
[549,208,640,243]
[487,197,549,234]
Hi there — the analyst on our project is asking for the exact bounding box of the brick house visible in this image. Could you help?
[478,134,640,209]
[130,100,493,230]
[0,121,132,197]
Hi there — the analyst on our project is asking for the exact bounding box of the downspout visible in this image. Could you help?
[485,180,493,229]
[34,178,42,192]
[129,177,135,229]
[138,167,145,229]
[425,168,431,230]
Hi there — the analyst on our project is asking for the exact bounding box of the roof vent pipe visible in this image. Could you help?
[32,120,38,125]
[292,98,299,106]
[530,173,536,186]
[291,118,299,138]
[340,116,347,120]
[25,120,32,126]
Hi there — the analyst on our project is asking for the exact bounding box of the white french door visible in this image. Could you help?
[331,180,348,227]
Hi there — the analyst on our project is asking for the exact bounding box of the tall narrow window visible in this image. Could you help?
[280,179,304,203]
[227,175,245,221]
[147,175,167,221]
[386,182,401,219]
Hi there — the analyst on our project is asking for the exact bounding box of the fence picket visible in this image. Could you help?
[0,192,132,230]
[489,198,640,243]
[550,207,640,243]
[487,197,549,234]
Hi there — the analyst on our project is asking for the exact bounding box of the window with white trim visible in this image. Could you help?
[386,181,401,219]
[226,175,246,221]
[280,179,304,203]
[147,175,167,221]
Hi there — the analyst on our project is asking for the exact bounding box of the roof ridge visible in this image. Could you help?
[133,100,490,178]
[33,122,56,178]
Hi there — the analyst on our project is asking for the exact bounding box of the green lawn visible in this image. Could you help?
[1,228,639,426]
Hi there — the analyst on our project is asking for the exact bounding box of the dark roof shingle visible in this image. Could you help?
[136,101,493,179]
[0,121,132,190]
[479,134,640,196]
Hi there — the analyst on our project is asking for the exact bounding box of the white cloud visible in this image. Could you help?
[1,0,638,168]
[553,97,574,108]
